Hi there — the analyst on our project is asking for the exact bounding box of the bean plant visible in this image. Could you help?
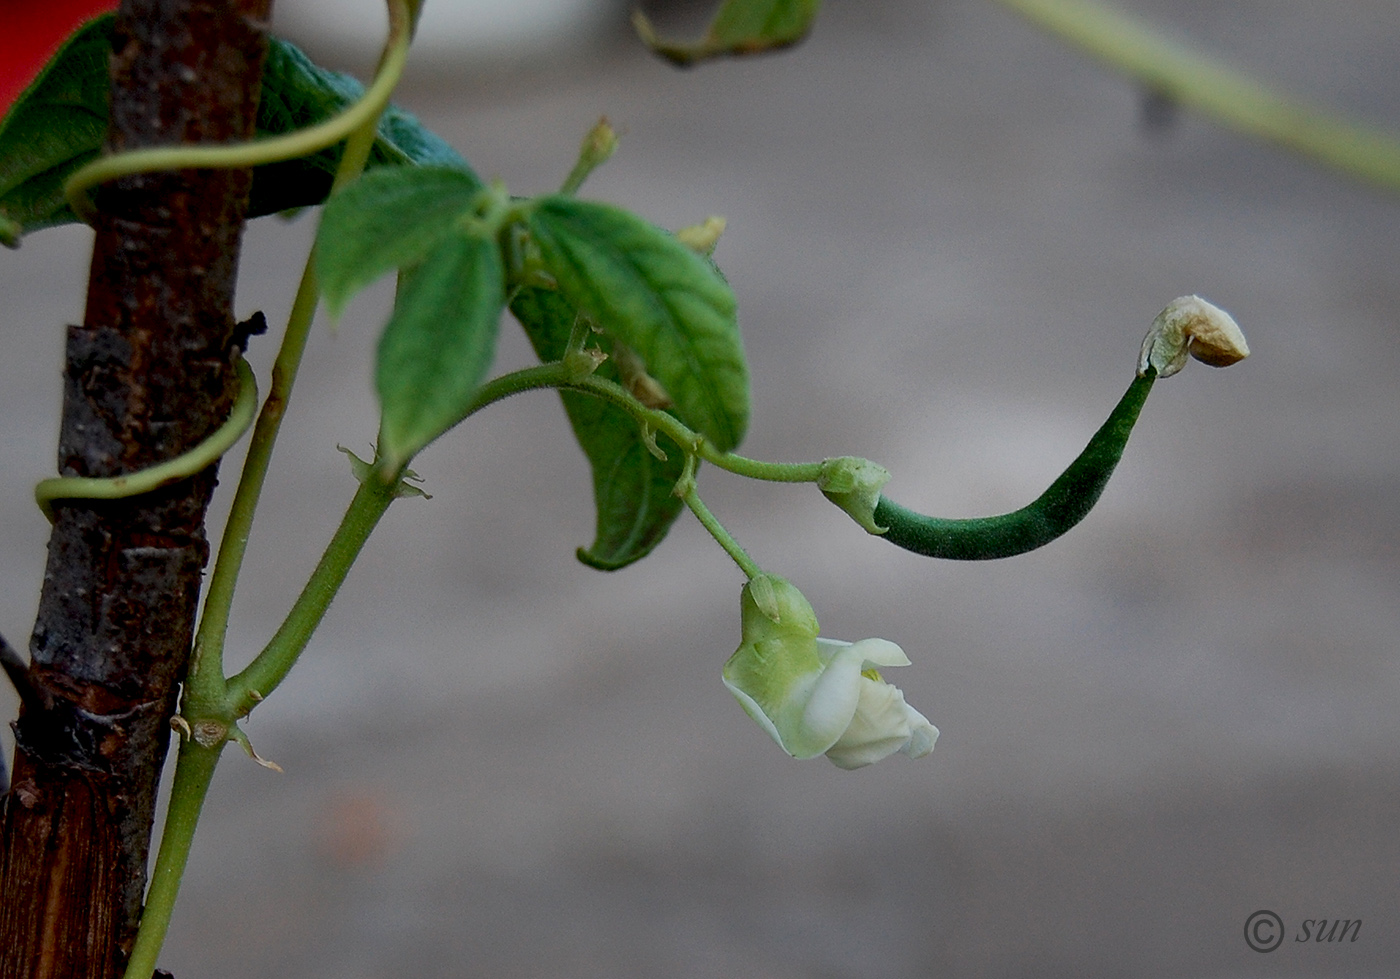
[5,0,1396,975]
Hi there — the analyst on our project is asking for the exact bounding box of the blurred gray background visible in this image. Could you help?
[4,0,1400,975]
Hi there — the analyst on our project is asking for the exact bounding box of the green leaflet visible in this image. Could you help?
[0,14,479,244]
[528,196,750,453]
[0,16,110,245]
[634,0,821,67]
[316,166,483,317]
[511,286,687,571]
[248,34,478,216]
[376,232,504,470]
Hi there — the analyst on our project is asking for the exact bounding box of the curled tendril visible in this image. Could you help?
[34,358,259,522]
[62,0,414,225]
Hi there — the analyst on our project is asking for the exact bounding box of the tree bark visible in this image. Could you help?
[0,1,272,976]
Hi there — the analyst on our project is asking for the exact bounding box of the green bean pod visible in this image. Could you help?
[873,370,1155,560]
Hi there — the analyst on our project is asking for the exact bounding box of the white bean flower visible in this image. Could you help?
[722,575,938,769]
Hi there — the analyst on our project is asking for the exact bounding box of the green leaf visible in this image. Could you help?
[527,196,749,452]
[246,34,480,217]
[376,231,504,469]
[0,16,110,245]
[0,14,481,243]
[633,0,821,67]
[511,286,688,570]
[316,166,483,316]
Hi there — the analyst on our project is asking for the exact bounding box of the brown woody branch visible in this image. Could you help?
[0,1,272,976]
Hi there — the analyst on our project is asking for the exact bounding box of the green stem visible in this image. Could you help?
[992,0,1400,191]
[560,375,823,483]
[119,5,415,976]
[121,739,225,979]
[188,0,413,701]
[681,479,762,579]
[699,449,823,483]
[398,353,827,488]
[417,362,779,578]
[559,119,618,196]
[559,159,594,197]
[187,258,320,703]
[873,370,1154,560]
[226,473,399,714]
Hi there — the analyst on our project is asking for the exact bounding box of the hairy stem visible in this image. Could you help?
[681,481,763,579]
[63,0,415,223]
[119,740,224,979]
[34,359,258,523]
[225,471,400,714]
[188,0,412,701]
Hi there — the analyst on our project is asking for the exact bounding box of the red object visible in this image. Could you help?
[2,0,119,113]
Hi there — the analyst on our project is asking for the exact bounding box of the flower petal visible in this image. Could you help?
[724,576,936,769]
[794,642,866,756]
[1138,295,1248,378]
[850,637,910,669]
[724,632,835,759]
[824,677,917,769]
[899,703,939,760]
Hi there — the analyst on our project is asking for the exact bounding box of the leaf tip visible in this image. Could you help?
[631,8,701,66]
[0,213,22,248]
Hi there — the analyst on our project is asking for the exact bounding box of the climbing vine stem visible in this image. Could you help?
[225,470,401,715]
[187,0,412,700]
[62,0,415,222]
[118,4,413,977]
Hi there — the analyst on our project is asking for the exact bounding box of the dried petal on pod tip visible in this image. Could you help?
[1138,295,1249,379]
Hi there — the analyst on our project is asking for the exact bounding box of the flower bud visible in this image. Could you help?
[579,117,618,171]
[676,216,726,256]
[740,573,819,639]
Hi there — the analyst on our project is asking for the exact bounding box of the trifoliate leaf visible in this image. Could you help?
[316,165,483,316]
[527,195,749,452]
[511,285,688,570]
[375,230,504,469]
